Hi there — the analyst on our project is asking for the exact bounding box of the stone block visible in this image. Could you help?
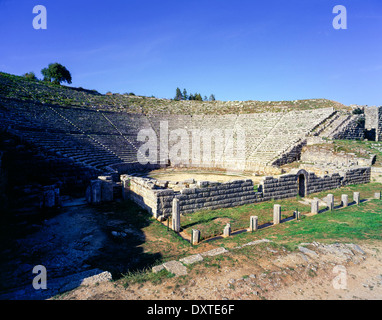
[191,229,200,245]
[43,189,55,208]
[162,261,188,276]
[311,198,319,214]
[90,180,102,204]
[249,216,258,232]
[273,204,281,225]
[353,192,360,205]
[172,198,180,232]
[341,194,348,207]
[179,254,203,265]
[100,179,113,202]
[223,223,231,237]
[327,194,334,211]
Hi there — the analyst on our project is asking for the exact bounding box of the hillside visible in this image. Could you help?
[0,72,349,115]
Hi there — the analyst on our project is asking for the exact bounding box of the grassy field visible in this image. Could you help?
[180,197,310,241]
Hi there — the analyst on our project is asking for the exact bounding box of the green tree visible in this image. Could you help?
[209,94,216,101]
[174,87,183,101]
[23,72,37,81]
[195,93,203,101]
[41,63,72,85]
[182,88,188,100]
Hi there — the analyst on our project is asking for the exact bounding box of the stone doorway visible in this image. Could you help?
[298,174,306,197]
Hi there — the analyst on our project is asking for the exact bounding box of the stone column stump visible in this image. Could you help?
[341,194,348,207]
[223,223,231,237]
[249,216,258,232]
[353,192,360,205]
[192,229,200,245]
[311,198,319,214]
[327,194,334,211]
[172,198,180,232]
[273,204,281,225]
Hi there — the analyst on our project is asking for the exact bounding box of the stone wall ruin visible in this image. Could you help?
[120,167,371,218]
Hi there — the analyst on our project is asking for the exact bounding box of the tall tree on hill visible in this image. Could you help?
[209,94,216,101]
[41,63,72,85]
[182,88,188,101]
[194,93,203,101]
[174,87,183,101]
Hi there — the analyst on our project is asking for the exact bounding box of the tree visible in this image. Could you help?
[209,94,216,101]
[195,93,203,101]
[41,63,72,85]
[182,88,188,101]
[174,87,183,101]
[23,72,37,81]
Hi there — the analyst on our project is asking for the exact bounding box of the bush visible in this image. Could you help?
[23,72,37,81]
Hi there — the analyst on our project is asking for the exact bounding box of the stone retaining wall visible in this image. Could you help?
[177,180,263,214]
[120,167,371,216]
[259,174,298,201]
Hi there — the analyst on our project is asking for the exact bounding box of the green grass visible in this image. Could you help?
[180,182,382,247]
[122,268,175,288]
[260,199,382,249]
[181,197,311,240]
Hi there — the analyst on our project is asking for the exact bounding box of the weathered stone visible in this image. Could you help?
[171,198,180,232]
[327,194,334,211]
[100,179,113,202]
[273,204,281,225]
[298,246,318,257]
[200,247,228,257]
[43,189,55,208]
[192,229,200,245]
[90,180,102,204]
[162,260,188,276]
[223,223,231,237]
[341,194,348,207]
[249,216,258,232]
[353,192,360,205]
[179,254,203,265]
[152,264,165,273]
[311,198,319,214]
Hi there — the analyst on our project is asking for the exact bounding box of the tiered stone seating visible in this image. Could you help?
[0,74,337,172]
[17,130,123,169]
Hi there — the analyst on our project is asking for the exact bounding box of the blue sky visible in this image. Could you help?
[0,0,381,106]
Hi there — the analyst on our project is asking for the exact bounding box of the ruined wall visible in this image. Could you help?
[259,174,298,201]
[364,106,382,141]
[176,180,262,214]
[306,172,343,195]
[342,167,371,186]
[272,139,307,167]
[120,167,371,217]
[121,175,262,217]
[300,147,375,167]
[332,115,365,140]
[120,175,173,217]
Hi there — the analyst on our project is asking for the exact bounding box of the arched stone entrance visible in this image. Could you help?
[296,169,308,197]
